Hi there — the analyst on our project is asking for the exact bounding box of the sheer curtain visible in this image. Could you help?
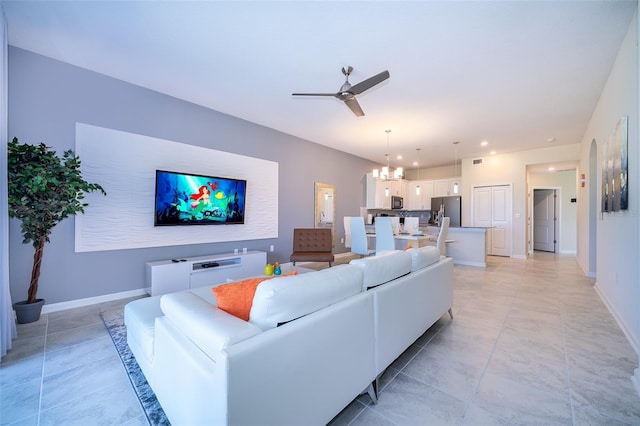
[1,6,16,359]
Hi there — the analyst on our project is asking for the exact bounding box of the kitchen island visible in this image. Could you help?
[424,226,488,268]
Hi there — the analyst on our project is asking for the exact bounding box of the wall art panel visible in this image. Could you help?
[601,116,628,212]
[75,123,278,252]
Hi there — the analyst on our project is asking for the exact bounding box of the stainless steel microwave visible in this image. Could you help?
[391,195,403,209]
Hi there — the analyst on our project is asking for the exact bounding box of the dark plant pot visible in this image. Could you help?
[13,299,45,324]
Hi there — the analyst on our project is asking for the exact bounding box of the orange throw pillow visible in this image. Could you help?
[212,271,297,321]
[404,245,414,250]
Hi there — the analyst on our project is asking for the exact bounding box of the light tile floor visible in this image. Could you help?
[1,298,147,426]
[329,253,640,425]
[1,253,639,425]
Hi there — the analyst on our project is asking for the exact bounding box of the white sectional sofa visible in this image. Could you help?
[124,246,454,426]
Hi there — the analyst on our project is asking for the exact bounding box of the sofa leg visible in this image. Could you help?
[448,307,453,319]
[366,378,379,404]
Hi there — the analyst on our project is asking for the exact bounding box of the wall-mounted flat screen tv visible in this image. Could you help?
[154,170,246,226]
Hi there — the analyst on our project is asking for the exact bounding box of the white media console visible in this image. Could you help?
[145,250,267,296]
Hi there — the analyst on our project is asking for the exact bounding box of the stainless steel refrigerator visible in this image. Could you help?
[431,196,462,227]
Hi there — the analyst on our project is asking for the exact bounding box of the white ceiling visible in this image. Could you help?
[2,1,636,171]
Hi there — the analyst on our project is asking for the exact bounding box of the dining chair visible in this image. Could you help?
[343,216,352,248]
[436,216,450,256]
[374,217,396,253]
[349,216,374,257]
[389,217,401,235]
[403,217,420,234]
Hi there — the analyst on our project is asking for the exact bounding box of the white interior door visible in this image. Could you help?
[473,185,512,257]
[473,187,493,227]
[533,189,556,252]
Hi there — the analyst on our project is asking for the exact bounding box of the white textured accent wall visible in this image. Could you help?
[75,123,278,252]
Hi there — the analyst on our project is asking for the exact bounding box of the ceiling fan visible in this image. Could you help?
[292,66,390,117]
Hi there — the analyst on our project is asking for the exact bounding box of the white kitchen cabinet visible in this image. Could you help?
[407,180,434,210]
[376,180,389,209]
[433,177,460,197]
[385,179,407,198]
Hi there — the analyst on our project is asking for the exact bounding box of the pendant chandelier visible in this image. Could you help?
[372,130,403,181]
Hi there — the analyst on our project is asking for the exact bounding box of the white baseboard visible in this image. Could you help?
[594,284,639,355]
[559,250,577,255]
[576,256,596,278]
[41,289,148,314]
[511,254,527,260]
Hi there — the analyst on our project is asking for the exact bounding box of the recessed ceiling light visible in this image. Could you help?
[412,161,418,166]
[396,155,403,160]
[548,167,555,171]
[480,141,489,147]
[547,137,556,143]
[490,151,496,155]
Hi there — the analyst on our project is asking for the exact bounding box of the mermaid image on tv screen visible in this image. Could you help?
[154,170,246,226]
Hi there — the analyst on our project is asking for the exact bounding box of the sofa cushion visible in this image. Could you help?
[124,296,163,364]
[249,264,363,330]
[406,245,441,271]
[349,250,412,290]
[161,291,263,355]
[212,272,297,321]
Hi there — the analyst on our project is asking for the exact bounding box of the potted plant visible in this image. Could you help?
[8,137,106,323]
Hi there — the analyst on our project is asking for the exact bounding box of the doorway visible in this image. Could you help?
[533,189,557,252]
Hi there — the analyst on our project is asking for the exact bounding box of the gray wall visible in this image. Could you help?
[8,47,375,304]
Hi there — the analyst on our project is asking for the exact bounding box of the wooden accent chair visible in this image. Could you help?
[290,228,335,267]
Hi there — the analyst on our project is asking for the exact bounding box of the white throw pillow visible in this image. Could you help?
[250,264,363,330]
[349,250,412,290]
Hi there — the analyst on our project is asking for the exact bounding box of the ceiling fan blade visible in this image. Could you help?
[344,97,364,117]
[349,70,390,95]
[292,92,338,97]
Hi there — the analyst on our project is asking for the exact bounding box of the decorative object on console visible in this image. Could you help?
[264,263,274,276]
[154,169,246,226]
[8,137,106,323]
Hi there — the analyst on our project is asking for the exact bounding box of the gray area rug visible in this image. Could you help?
[101,309,171,426]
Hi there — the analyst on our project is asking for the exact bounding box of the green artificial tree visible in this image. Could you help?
[8,137,106,305]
